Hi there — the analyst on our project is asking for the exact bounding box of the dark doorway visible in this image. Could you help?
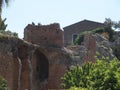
[35,50,49,82]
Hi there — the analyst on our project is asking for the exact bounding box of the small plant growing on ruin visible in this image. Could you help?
[0,76,8,90]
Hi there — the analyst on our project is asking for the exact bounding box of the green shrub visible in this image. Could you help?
[0,18,18,37]
[0,76,8,90]
[69,87,87,90]
[74,27,115,45]
[74,31,91,45]
[61,57,120,90]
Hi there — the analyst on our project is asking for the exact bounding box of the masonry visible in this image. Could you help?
[0,21,109,90]
[24,23,64,48]
[63,20,105,46]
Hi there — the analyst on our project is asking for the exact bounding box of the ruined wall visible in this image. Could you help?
[83,34,96,63]
[66,34,97,65]
[24,23,64,48]
[0,36,35,90]
[67,33,116,66]
[31,47,71,90]
[0,52,19,90]
[0,35,71,90]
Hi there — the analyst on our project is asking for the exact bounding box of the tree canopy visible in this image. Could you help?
[104,18,120,30]
[0,0,10,23]
[61,57,120,90]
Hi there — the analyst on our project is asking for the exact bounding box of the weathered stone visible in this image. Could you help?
[0,23,119,90]
[112,37,120,60]
[24,23,64,48]
[0,34,71,90]
[67,34,116,65]
[93,34,115,60]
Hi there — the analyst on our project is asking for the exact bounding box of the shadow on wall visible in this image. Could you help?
[34,49,49,82]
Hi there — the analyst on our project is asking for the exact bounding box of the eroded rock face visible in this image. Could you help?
[93,34,115,60]
[112,37,120,60]
[0,35,71,90]
[67,34,116,65]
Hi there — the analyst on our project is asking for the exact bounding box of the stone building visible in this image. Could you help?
[63,20,105,46]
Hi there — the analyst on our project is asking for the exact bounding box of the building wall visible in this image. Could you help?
[24,23,64,48]
[63,20,105,46]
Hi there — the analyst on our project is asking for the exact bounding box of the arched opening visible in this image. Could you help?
[35,50,49,82]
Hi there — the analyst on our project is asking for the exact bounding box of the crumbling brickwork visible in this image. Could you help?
[24,23,64,48]
[83,34,96,63]
[0,35,71,90]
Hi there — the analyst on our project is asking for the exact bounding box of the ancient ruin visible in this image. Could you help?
[0,23,119,90]
[24,23,64,48]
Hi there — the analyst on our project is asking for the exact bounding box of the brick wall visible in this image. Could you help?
[83,34,96,63]
[63,20,105,46]
[24,23,64,48]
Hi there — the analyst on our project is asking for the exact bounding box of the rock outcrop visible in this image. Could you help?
[68,34,116,65]
[112,37,120,60]
[94,34,115,59]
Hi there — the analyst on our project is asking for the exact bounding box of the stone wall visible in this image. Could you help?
[63,20,105,46]
[24,23,64,48]
[0,36,37,90]
[83,34,96,63]
[66,34,96,66]
[0,52,18,90]
[0,35,71,90]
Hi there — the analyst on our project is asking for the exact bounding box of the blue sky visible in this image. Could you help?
[2,0,120,38]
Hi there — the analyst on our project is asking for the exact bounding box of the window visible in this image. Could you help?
[72,34,78,43]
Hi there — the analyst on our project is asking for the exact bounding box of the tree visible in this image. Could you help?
[104,18,120,30]
[0,0,10,23]
[61,57,120,90]
[0,18,18,37]
[0,76,8,90]
[0,18,7,30]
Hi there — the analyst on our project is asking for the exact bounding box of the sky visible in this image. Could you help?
[2,0,120,38]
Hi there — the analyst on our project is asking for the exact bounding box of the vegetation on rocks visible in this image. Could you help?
[0,18,18,37]
[74,27,114,45]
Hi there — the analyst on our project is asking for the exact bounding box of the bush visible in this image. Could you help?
[0,76,8,90]
[0,30,18,37]
[0,18,18,37]
[74,31,90,45]
[61,57,120,90]
[69,87,87,90]
[74,27,115,45]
